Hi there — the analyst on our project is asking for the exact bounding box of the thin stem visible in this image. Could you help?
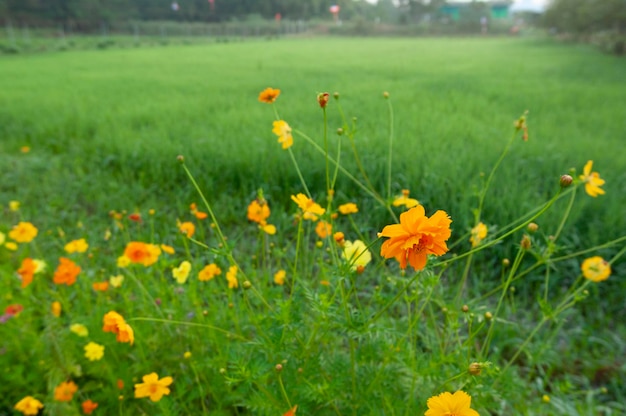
[386,96,394,202]
[288,148,312,198]
[553,186,577,241]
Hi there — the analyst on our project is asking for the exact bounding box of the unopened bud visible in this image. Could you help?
[176,155,185,163]
[560,174,573,188]
[527,222,538,233]
[275,364,283,372]
[333,92,339,100]
[219,368,226,375]
[502,258,510,267]
[242,281,252,290]
[521,234,532,250]
[336,127,344,136]
[383,91,389,99]
[317,92,330,108]
[484,311,493,320]
[468,362,482,376]
[461,305,469,313]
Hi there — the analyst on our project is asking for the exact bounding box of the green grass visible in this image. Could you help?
[1,36,625,415]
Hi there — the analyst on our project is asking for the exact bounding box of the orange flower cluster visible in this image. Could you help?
[53,380,78,402]
[190,203,208,220]
[247,198,276,235]
[52,258,81,286]
[123,242,161,267]
[378,204,452,271]
[102,311,134,345]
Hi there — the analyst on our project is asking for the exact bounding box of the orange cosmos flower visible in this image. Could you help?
[51,301,62,317]
[579,160,605,197]
[258,87,280,104]
[291,193,325,221]
[247,199,271,224]
[190,203,208,220]
[315,221,333,239]
[9,221,38,243]
[283,405,298,416]
[123,242,161,266]
[128,213,142,222]
[92,281,109,291]
[378,204,452,271]
[54,380,78,402]
[81,399,98,414]
[18,258,37,288]
[14,396,43,415]
[102,311,134,345]
[272,120,293,149]
[198,263,222,281]
[53,257,81,286]
[179,221,195,238]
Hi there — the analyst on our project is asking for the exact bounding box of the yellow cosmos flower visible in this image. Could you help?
[392,189,419,209]
[579,160,605,197]
[51,301,62,317]
[9,221,38,243]
[109,274,124,288]
[226,266,239,289]
[134,372,173,402]
[160,244,175,254]
[117,255,131,268]
[198,263,222,281]
[14,395,44,415]
[9,200,20,211]
[342,240,372,271]
[178,221,195,238]
[84,342,105,361]
[581,256,611,282]
[70,324,89,337]
[338,203,358,215]
[261,223,277,235]
[315,221,333,239]
[274,269,286,285]
[470,222,488,247]
[32,259,46,273]
[291,193,325,221]
[64,238,89,254]
[272,120,293,149]
[425,391,479,416]
[5,241,18,251]
[173,261,192,284]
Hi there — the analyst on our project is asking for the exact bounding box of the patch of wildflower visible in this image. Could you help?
[247,197,276,235]
[123,242,161,267]
[134,372,173,402]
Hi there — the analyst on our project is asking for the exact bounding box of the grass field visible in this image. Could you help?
[1,36,625,415]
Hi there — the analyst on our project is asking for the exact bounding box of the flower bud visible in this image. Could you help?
[219,368,226,375]
[317,92,330,108]
[527,222,538,233]
[333,92,339,100]
[484,311,493,320]
[177,155,185,163]
[243,281,252,290]
[520,234,531,250]
[461,305,469,313]
[275,363,283,372]
[560,174,573,188]
[468,362,482,376]
[502,258,510,267]
[383,91,389,99]
[336,127,344,136]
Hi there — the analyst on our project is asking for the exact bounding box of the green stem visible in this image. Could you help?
[288,148,311,198]
[386,96,394,202]
[553,186,577,241]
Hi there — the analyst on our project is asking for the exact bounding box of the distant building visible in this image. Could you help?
[440,1,513,21]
